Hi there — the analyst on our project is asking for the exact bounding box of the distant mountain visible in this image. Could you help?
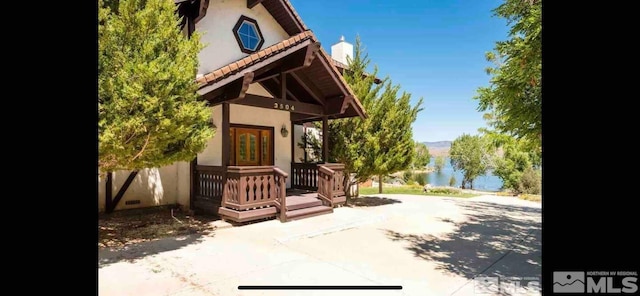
[422,141,452,157]
[423,141,452,149]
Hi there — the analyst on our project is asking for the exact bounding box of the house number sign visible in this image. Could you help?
[274,102,295,111]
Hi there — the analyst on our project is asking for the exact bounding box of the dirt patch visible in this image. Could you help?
[99,206,219,249]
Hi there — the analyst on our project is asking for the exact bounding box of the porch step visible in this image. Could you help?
[286,195,322,211]
[285,205,333,221]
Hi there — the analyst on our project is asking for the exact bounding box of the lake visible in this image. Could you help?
[413,157,503,192]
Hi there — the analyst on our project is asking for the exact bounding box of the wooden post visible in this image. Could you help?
[221,103,230,209]
[291,122,295,167]
[105,172,113,213]
[280,72,287,100]
[222,103,230,166]
[279,175,287,222]
[322,116,328,163]
[189,157,197,210]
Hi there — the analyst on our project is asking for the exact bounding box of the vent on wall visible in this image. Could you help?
[125,200,141,205]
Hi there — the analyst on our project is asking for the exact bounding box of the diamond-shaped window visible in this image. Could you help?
[233,16,264,54]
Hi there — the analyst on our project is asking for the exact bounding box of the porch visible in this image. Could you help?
[192,163,346,223]
[192,31,364,223]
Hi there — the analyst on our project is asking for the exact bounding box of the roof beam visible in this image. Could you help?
[197,39,312,96]
[253,42,320,83]
[289,71,324,106]
[291,113,323,123]
[236,94,324,115]
[278,0,304,32]
[268,77,301,102]
[324,95,353,115]
[247,0,266,9]
[202,72,254,105]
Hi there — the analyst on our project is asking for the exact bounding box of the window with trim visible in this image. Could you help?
[232,16,265,54]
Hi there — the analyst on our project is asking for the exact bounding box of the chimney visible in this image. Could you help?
[330,35,353,65]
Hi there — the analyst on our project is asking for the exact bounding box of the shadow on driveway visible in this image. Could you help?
[347,196,402,207]
[99,233,210,267]
[384,201,541,279]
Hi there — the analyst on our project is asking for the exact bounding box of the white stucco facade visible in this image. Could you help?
[98,1,300,212]
[198,102,293,188]
[98,162,190,212]
[196,0,290,75]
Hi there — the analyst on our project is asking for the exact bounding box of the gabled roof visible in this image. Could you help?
[190,0,308,35]
[332,58,383,85]
[188,0,366,121]
[196,30,366,121]
[196,31,314,87]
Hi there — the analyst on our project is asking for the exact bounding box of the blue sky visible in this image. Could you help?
[289,0,510,142]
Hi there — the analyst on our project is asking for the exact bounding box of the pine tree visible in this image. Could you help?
[327,36,423,195]
[98,0,213,173]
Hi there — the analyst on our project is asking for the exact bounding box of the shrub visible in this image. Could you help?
[518,167,541,194]
[427,187,462,195]
[406,179,416,185]
[403,170,413,182]
[449,175,457,187]
[412,173,426,186]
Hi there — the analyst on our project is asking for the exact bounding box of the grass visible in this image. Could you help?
[358,186,479,198]
[519,194,542,202]
[496,190,542,202]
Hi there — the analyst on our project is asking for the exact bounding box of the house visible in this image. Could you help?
[98,0,367,223]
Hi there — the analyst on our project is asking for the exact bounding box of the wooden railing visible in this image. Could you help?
[194,165,225,199]
[222,166,287,211]
[273,167,288,222]
[317,165,334,207]
[291,163,345,204]
[323,163,346,199]
[291,162,318,190]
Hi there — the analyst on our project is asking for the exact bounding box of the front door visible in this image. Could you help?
[230,125,273,166]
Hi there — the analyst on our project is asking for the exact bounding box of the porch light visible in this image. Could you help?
[280,124,289,137]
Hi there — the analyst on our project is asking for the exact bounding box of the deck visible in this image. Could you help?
[193,163,347,223]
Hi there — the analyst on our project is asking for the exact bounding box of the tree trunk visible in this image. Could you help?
[378,174,383,194]
[344,169,352,204]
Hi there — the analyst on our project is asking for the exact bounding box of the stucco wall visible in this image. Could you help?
[198,103,293,187]
[196,0,290,75]
[97,161,191,213]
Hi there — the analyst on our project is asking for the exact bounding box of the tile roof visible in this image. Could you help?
[195,29,364,118]
[196,30,314,88]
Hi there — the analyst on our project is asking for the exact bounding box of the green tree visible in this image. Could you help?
[297,130,322,163]
[475,0,541,154]
[326,36,423,195]
[323,36,385,198]
[360,79,423,194]
[413,142,431,170]
[99,0,213,210]
[449,134,488,189]
[488,134,540,193]
[434,156,446,173]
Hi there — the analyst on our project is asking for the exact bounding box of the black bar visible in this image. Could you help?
[238,286,402,290]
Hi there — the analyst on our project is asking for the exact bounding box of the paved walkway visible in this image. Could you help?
[98,195,541,295]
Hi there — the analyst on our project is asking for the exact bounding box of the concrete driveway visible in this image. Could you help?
[98,195,541,296]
